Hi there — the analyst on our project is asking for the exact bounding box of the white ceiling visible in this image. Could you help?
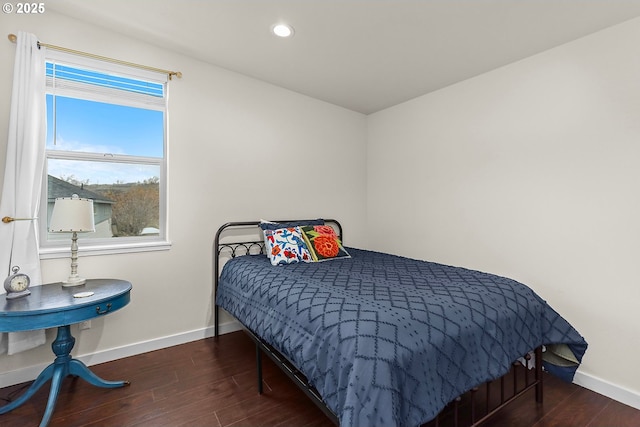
[47,0,640,114]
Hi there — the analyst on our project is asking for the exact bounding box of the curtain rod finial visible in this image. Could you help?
[8,33,17,43]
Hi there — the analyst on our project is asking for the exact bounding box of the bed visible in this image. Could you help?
[213,219,587,427]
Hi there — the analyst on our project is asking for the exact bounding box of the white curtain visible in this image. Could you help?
[0,32,47,355]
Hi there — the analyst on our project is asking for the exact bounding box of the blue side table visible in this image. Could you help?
[0,278,132,427]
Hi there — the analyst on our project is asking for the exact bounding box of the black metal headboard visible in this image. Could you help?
[213,219,342,336]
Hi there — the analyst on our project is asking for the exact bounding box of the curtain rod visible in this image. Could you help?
[7,33,182,80]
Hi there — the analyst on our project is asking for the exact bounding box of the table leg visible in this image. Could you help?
[0,364,55,414]
[0,324,129,427]
[68,359,129,388]
[39,364,66,427]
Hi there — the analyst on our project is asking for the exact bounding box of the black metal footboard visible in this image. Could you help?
[425,346,543,427]
[213,220,542,427]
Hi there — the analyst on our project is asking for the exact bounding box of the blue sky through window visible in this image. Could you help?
[48,158,161,187]
[45,62,165,185]
[46,95,164,157]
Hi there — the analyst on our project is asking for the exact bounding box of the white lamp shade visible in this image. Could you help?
[49,194,95,233]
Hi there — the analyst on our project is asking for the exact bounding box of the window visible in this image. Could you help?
[39,51,169,257]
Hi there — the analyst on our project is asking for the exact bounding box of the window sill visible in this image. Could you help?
[39,240,172,259]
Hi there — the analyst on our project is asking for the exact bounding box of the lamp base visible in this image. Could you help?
[62,276,87,287]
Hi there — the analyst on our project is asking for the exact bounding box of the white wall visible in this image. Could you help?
[367,18,640,406]
[0,11,367,379]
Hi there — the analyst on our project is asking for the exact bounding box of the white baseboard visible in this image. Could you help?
[0,320,243,388]
[573,370,640,410]
[4,325,639,415]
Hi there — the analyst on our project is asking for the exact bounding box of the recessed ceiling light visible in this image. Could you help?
[272,23,294,38]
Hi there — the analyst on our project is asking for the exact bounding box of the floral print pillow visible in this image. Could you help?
[300,225,351,262]
[260,219,324,259]
[264,227,312,266]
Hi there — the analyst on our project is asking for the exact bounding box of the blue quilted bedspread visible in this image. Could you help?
[217,248,587,427]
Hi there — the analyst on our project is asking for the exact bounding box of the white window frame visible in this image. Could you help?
[39,50,171,259]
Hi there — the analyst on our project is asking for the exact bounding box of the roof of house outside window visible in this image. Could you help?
[47,175,114,204]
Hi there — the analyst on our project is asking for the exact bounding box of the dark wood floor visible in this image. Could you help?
[1,330,639,426]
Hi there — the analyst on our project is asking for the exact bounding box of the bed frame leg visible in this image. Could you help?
[256,343,264,394]
[535,346,543,403]
[214,305,219,337]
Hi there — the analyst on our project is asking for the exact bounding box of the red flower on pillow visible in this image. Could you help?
[313,235,340,258]
[314,225,336,236]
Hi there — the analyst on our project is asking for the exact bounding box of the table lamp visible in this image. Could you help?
[49,194,95,287]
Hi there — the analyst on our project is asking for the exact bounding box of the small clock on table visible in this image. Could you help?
[4,266,31,299]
